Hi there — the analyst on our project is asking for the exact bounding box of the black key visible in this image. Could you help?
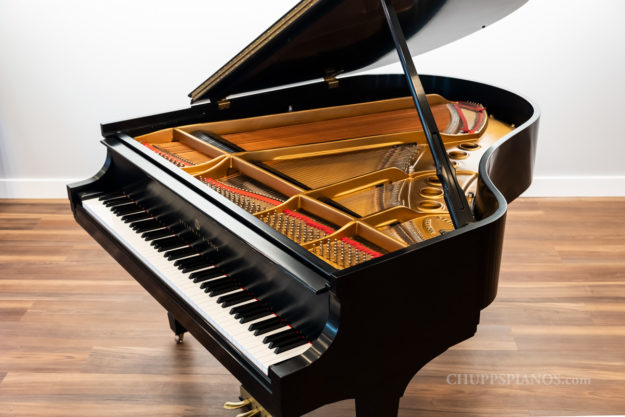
[190,268,222,280]
[173,229,196,242]
[235,301,273,324]
[191,269,224,283]
[249,317,284,336]
[152,236,185,251]
[274,337,308,354]
[131,219,162,233]
[172,254,200,267]
[164,247,196,261]
[208,283,240,297]
[99,192,125,202]
[230,301,264,317]
[174,255,204,268]
[193,273,225,284]
[121,211,150,223]
[217,291,254,308]
[269,333,303,350]
[103,197,129,207]
[112,204,141,216]
[181,262,214,274]
[176,257,213,273]
[197,248,219,262]
[199,277,231,291]
[152,236,178,246]
[263,329,298,345]
[142,228,172,241]
[201,279,238,294]
[239,308,272,324]
[232,300,269,319]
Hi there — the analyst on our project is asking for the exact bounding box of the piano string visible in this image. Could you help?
[134,95,513,269]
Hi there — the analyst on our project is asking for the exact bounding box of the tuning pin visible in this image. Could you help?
[340,243,345,267]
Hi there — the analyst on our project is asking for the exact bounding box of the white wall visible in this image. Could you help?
[0,0,623,198]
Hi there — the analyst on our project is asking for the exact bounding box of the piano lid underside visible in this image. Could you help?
[134,94,514,270]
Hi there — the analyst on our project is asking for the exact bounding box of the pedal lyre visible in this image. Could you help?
[223,386,272,417]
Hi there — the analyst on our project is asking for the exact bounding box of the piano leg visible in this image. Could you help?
[167,312,187,344]
[355,394,400,417]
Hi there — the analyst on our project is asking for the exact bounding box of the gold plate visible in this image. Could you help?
[134,94,513,269]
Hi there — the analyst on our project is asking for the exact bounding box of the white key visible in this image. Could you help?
[83,197,311,374]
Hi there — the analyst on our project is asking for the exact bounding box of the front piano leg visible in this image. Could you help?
[355,395,400,417]
[167,311,187,344]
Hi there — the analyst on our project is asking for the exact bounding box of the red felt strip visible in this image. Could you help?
[341,237,382,258]
[203,178,282,206]
[456,102,486,134]
[283,209,335,235]
[143,143,193,167]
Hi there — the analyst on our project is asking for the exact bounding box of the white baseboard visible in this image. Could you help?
[522,176,625,197]
[1,176,625,199]
[0,178,80,199]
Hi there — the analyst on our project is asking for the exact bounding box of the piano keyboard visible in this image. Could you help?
[82,192,311,374]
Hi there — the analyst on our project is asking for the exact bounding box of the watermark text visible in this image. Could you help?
[446,373,591,385]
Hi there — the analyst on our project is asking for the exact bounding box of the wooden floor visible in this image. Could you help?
[0,198,624,417]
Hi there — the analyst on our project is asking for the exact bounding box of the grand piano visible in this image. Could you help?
[68,1,539,416]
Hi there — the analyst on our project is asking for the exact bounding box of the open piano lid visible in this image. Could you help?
[189,0,527,104]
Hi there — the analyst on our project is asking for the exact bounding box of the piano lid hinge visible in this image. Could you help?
[216,98,231,110]
[323,69,343,89]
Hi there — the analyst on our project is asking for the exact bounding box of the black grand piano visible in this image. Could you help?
[68,1,539,416]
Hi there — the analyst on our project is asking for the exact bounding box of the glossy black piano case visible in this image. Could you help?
[68,1,538,416]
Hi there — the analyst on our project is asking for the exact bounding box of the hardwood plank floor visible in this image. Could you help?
[0,198,624,416]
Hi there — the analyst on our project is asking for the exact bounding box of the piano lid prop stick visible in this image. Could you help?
[380,0,474,229]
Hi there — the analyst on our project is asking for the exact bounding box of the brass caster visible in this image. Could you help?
[224,399,250,410]
[175,333,184,344]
